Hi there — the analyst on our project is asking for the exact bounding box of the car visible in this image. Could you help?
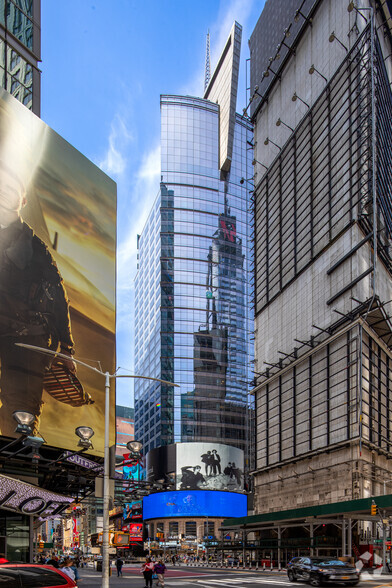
[287,556,360,586]
[0,564,77,587]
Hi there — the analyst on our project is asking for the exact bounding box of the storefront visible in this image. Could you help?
[0,474,73,562]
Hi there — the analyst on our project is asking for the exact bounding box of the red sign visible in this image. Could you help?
[129,523,142,541]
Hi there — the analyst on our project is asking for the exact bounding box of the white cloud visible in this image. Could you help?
[98,113,134,176]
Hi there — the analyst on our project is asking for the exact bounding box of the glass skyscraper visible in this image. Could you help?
[0,0,41,114]
[134,23,253,457]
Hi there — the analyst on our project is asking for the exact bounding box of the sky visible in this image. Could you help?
[40,0,265,408]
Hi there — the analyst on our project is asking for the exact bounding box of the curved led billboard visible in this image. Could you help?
[143,490,247,520]
[147,442,244,493]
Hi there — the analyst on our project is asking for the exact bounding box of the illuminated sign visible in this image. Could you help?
[0,474,73,518]
[143,490,247,519]
[123,500,142,521]
[129,523,143,541]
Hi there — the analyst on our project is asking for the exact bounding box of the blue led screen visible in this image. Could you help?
[143,490,247,519]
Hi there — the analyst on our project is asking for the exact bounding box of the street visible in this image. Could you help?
[77,565,392,588]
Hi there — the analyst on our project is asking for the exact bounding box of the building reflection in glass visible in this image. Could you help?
[134,96,253,455]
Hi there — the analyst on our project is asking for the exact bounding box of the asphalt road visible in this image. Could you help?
[77,565,392,588]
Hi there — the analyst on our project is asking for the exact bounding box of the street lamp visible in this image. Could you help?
[15,342,179,588]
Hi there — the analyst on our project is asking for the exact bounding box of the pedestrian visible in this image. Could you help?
[116,556,124,577]
[154,559,166,587]
[59,559,75,583]
[141,556,154,588]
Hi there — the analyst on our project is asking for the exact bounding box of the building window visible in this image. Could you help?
[185,521,196,537]
[169,522,178,537]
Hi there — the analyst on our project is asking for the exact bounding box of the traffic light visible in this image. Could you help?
[371,503,377,516]
[39,542,44,549]
[112,533,129,546]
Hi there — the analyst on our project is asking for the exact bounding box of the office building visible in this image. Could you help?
[215,0,392,562]
[134,22,253,460]
[0,0,41,114]
[220,0,392,566]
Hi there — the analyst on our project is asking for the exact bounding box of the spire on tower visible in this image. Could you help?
[204,30,211,92]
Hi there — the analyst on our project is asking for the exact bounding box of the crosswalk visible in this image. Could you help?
[165,577,293,587]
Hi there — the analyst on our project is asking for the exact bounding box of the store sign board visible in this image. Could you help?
[64,451,103,472]
[0,474,73,518]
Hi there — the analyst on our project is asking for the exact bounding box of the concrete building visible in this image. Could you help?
[0,0,41,114]
[249,0,392,518]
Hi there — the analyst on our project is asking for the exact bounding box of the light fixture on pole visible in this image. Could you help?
[264,137,281,150]
[15,342,179,588]
[309,64,328,82]
[13,411,35,435]
[294,8,312,24]
[347,2,368,22]
[292,92,309,108]
[239,176,254,185]
[276,118,294,132]
[329,31,348,52]
[75,426,94,449]
[252,159,268,171]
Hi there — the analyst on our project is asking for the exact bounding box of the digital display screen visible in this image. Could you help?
[143,490,247,520]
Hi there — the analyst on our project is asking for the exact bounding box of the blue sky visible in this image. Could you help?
[41,0,265,407]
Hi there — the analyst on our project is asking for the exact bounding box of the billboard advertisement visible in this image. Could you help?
[122,522,143,541]
[143,490,247,519]
[123,462,144,482]
[176,443,244,492]
[0,88,116,455]
[123,500,142,522]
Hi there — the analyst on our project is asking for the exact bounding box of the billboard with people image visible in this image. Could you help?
[176,442,244,492]
[0,88,116,454]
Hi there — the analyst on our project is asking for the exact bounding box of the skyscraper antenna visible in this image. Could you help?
[204,30,211,92]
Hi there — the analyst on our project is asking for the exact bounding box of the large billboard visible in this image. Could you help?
[146,442,244,493]
[143,490,247,519]
[0,88,116,455]
[176,443,244,492]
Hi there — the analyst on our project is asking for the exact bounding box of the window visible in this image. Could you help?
[19,567,69,587]
[169,522,178,537]
[0,567,20,587]
[185,521,196,537]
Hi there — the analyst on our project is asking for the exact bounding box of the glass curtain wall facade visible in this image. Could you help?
[0,0,41,114]
[134,95,253,456]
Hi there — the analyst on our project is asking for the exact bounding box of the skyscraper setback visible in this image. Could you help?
[134,23,253,458]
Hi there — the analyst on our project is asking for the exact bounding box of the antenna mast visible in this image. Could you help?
[204,30,211,92]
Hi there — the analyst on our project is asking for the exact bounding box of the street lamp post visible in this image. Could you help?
[16,343,179,588]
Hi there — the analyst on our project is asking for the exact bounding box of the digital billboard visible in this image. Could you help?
[123,500,142,522]
[146,442,244,493]
[123,462,144,482]
[143,490,247,520]
[129,523,143,541]
[176,443,244,492]
[0,88,116,455]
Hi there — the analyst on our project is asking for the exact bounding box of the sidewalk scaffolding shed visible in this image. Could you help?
[220,494,392,567]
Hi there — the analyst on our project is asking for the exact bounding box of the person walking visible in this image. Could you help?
[141,556,154,588]
[59,559,75,583]
[154,559,166,587]
[116,556,124,577]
